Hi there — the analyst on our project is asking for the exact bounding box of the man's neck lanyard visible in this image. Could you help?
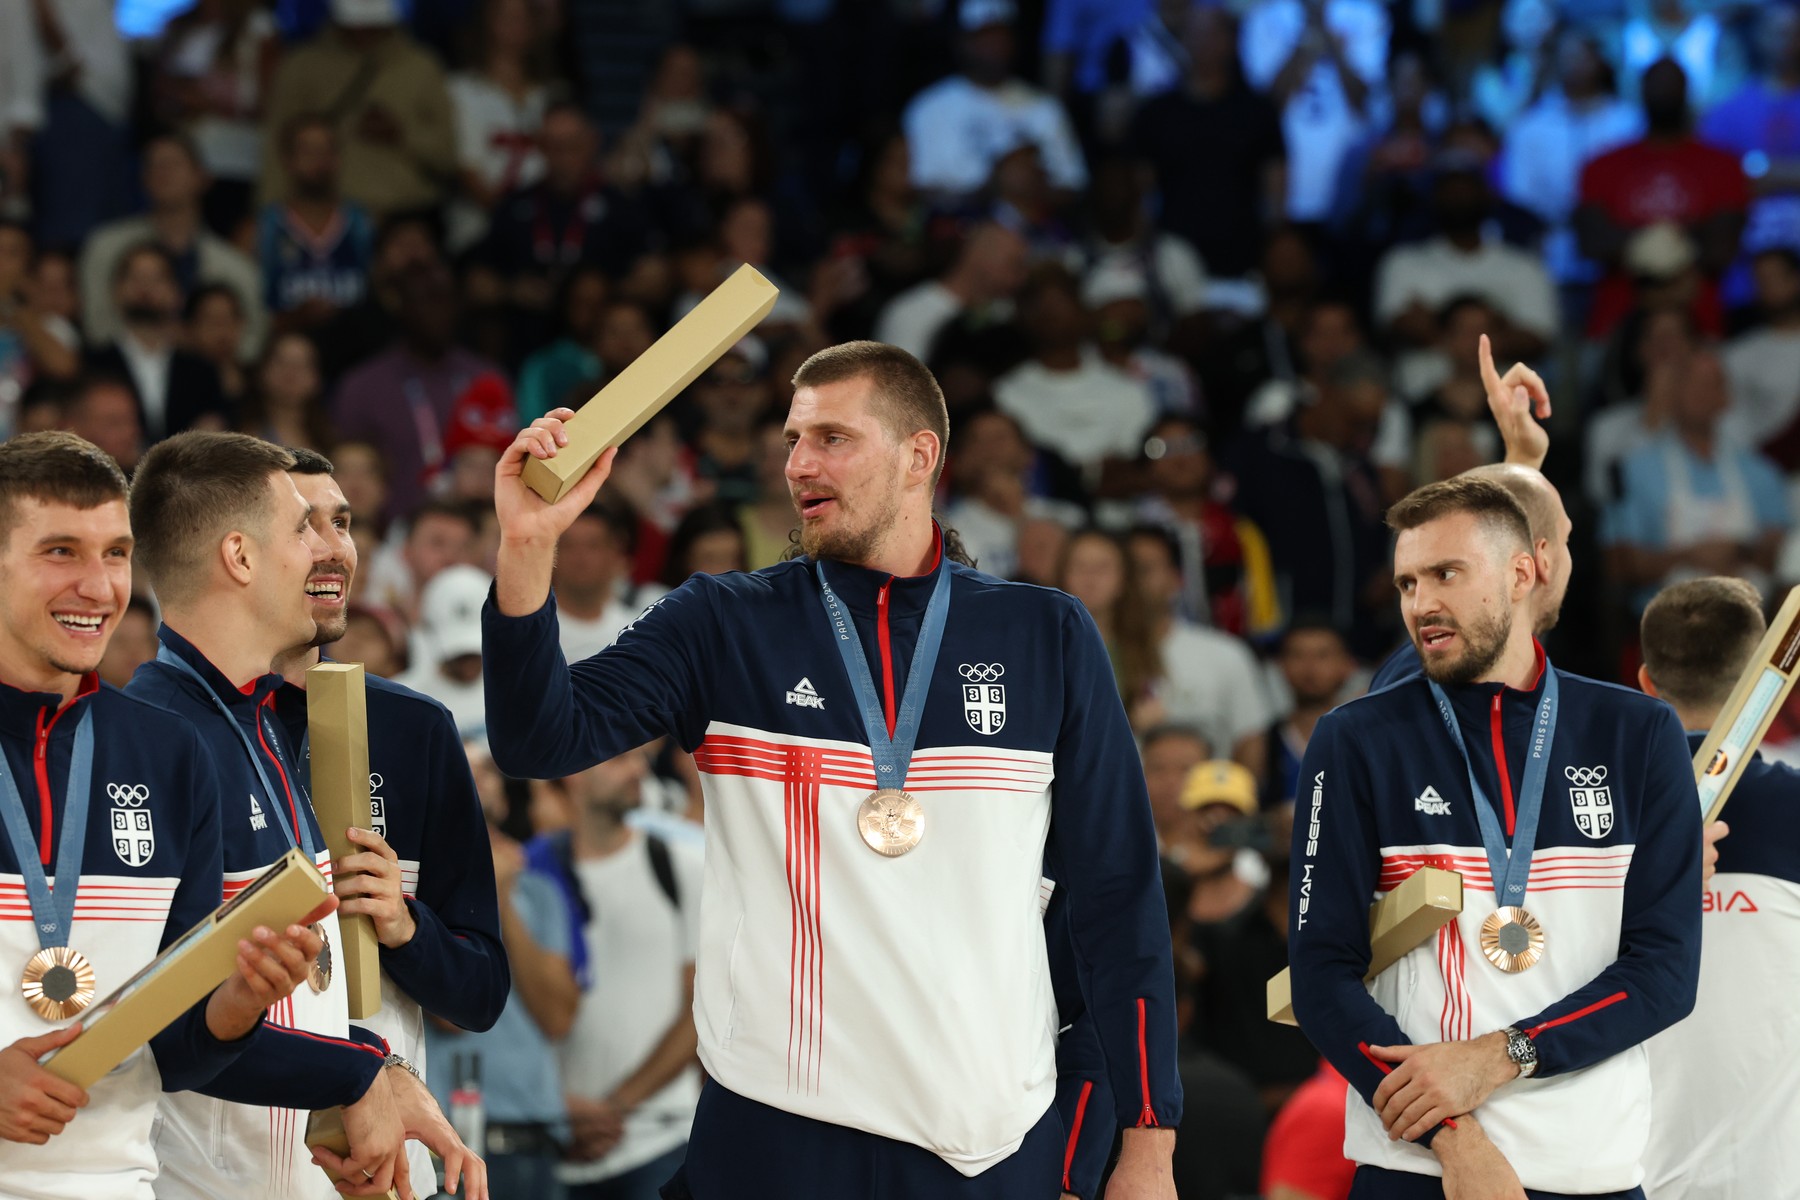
[156,645,317,859]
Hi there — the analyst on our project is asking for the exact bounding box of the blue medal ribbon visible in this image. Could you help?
[0,707,96,950]
[1426,667,1560,905]
[815,561,952,790]
[156,645,317,859]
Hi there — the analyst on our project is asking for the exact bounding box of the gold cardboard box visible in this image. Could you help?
[521,263,779,504]
[306,661,382,1020]
[42,849,329,1088]
[1267,867,1463,1026]
[305,1106,400,1200]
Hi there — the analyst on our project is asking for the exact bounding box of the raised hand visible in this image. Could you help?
[1478,334,1551,470]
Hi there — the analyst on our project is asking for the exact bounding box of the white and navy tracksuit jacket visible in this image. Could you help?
[1288,648,1700,1195]
[1643,735,1800,1199]
[0,676,252,1200]
[482,540,1183,1177]
[273,668,509,1190]
[127,630,387,1200]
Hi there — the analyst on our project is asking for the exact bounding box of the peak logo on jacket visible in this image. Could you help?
[1567,765,1614,839]
[1414,785,1450,816]
[785,678,825,709]
[108,782,155,867]
[959,662,1006,735]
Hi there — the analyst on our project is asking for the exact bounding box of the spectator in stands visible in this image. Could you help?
[332,605,403,678]
[447,0,552,252]
[185,282,251,407]
[902,0,1087,202]
[1239,0,1388,225]
[553,499,639,662]
[1081,155,1208,352]
[1373,153,1556,366]
[1577,58,1750,338]
[660,502,748,587]
[81,133,266,359]
[1140,724,1212,854]
[1129,524,1273,778]
[27,248,79,338]
[97,596,159,689]
[517,266,607,422]
[1469,0,1557,133]
[1604,347,1789,611]
[1012,513,1069,587]
[7,0,133,249]
[1262,620,1357,811]
[238,330,334,452]
[479,102,658,316]
[872,221,1028,362]
[152,0,280,238]
[1198,227,1318,439]
[1040,0,1183,109]
[60,373,144,473]
[737,417,793,571]
[1086,263,1201,417]
[1500,31,1642,285]
[941,407,1084,579]
[261,0,457,218]
[0,220,79,432]
[257,115,376,332]
[1725,249,1800,466]
[542,746,702,1200]
[313,212,442,385]
[985,143,1078,268]
[1407,296,1504,464]
[1701,3,1800,307]
[1328,47,1447,267]
[1586,304,1700,506]
[1225,350,1391,654]
[689,338,773,506]
[362,496,478,626]
[1130,5,1285,282]
[396,561,493,739]
[84,243,229,441]
[429,740,576,1200]
[673,195,812,331]
[992,263,1155,481]
[442,371,520,503]
[1260,1060,1354,1200]
[1618,0,1741,111]
[1132,414,1278,637]
[1056,527,1166,730]
[332,260,503,522]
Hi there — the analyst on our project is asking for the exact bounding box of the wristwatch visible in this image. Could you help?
[1500,1026,1538,1079]
[384,1053,422,1083]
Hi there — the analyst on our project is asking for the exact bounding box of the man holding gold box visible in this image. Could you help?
[0,433,338,1200]
[271,448,507,1194]
[125,433,434,1200]
[484,342,1181,1198]
[1289,477,1701,1200]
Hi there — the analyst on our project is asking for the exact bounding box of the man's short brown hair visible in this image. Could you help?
[1386,475,1531,555]
[0,432,130,543]
[1641,577,1766,712]
[791,341,951,485]
[130,432,298,606]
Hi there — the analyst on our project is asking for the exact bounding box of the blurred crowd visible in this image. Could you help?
[3,0,1799,1195]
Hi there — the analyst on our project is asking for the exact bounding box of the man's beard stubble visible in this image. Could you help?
[1418,603,1513,687]
[795,487,901,566]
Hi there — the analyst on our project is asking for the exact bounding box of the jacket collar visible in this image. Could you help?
[807,523,947,617]
[157,625,285,710]
[0,671,100,732]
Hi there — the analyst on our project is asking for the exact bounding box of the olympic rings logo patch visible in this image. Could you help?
[1563,765,1608,788]
[107,783,150,806]
[958,663,1006,683]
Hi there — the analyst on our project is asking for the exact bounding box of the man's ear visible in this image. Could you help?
[1637,664,1661,699]
[911,430,940,486]
[220,530,253,587]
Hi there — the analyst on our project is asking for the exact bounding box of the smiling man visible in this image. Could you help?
[0,432,331,1200]
[1288,476,1701,1200]
[269,448,506,1197]
[123,432,427,1200]
[481,340,1181,1199]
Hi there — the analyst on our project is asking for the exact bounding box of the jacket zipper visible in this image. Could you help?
[1489,692,1517,836]
[1136,997,1158,1127]
[876,580,896,736]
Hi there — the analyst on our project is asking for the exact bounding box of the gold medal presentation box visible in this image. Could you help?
[40,849,329,1088]
[307,661,382,1019]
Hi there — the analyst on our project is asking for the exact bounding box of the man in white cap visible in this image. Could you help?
[396,564,493,742]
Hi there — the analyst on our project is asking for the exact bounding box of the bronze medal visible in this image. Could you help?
[22,946,96,1021]
[307,923,333,994]
[1480,906,1545,973]
[857,788,924,857]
